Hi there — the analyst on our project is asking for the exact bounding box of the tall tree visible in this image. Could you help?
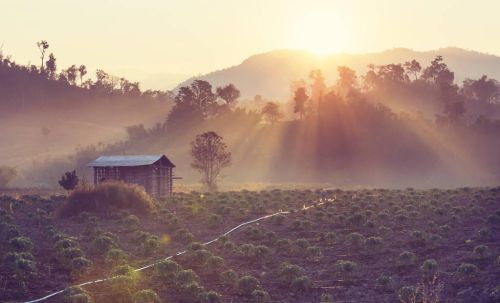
[190,131,231,191]
[36,40,49,72]
[337,66,358,96]
[404,59,422,81]
[46,53,57,80]
[293,87,309,119]
[66,65,78,85]
[261,101,284,124]
[309,69,326,107]
[78,65,87,86]
[216,84,240,106]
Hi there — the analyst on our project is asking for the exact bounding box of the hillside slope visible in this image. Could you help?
[176,47,500,100]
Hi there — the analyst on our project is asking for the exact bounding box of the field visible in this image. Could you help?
[1,187,499,303]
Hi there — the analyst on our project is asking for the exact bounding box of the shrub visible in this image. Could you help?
[398,286,420,302]
[398,251,417,267]
[420,259,438,276]
[58,182,156,217]
[70,257,92,277]
[181,282,205,301]
[277,262,303,284]
[205,256,225,274]
[63,286,93,303]
[365,236,383,252]
[132,289,160,303]
[335,260,357,276]
[473,245,489,259]
[109,275,136,303]
[176,269,199,285]
[155,260,180,280]
[320,293,334,302]
[376,274,393,291]
[346,233,365,249]
[325,232,336,244]
[143,236,161,256]
[123,215,140,230]
[238,276,260,296]
[106,249,128,266]
[91,235,117,255]
[9,236,33,252]
[455,263,479,281]
[291,276,313,292]
[173,229,194,245]
[198,291,221,303]
[221,269,239,288]
[251,289,270,303]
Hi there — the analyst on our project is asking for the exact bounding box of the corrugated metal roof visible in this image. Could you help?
[88,154,175,167]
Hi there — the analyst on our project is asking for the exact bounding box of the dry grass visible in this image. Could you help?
[58,181,156,217]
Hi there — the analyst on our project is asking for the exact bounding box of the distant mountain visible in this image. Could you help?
[176,47,500,101]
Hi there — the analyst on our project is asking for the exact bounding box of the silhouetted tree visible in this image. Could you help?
[166,80,217,130]
[309,69,326,107]
[46,53,57,80]
[58,170,79,193]
[294,87,309,119]
[404,59,422,81]
[261,101,284,124]
[337,66,358,96]
[66,65,78,85]
[78,65,87,86]
[36,40,49,72]
[190,131,231,191]
[216,84,240,106]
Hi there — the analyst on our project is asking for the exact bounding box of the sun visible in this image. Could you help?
[290,9,351,55]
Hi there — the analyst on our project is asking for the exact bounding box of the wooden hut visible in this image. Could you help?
[88,155,176,198]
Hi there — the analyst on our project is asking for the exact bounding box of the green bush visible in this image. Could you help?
[132,289,160,303]
[198,290,221,303]
[376,274,393,291]
[455,263,479,281]
[176,269,199,285]
[335,260,357,276]
[143,236,161,256]
[106,249,128,266]
[9,236,33,252]
[221,269,239,288]
[70,257,92,277]
[277,262,303,284]
[346,233,365,249]
[173,229,194,245]
[398,251,417,267]
[91,235,117,255]
[251,289,270,303]
[364,236,383,252]
[291,276,312,292]
[205,256,225,274]
[155,259,181,281]
[58,182,156,217]
[63,286,93,303]
[238,276,260,296]
[473,245,490,259]
[420,259,438,276]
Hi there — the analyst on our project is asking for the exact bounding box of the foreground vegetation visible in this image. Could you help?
[0,187,499,303]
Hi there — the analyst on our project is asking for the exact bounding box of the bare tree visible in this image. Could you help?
[190,131,231,191]
[36,40,49,72]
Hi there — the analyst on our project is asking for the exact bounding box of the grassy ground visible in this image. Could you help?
[0,187,499,303]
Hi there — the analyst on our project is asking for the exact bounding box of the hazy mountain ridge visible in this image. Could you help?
[176,47,500,100]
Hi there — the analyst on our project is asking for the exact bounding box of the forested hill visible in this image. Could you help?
[176,47,500,100]
[0,52,173,168]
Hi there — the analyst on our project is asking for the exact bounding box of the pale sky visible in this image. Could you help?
[1,0,499,89]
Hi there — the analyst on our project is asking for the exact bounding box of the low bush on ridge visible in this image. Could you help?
[58,182,156,217]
